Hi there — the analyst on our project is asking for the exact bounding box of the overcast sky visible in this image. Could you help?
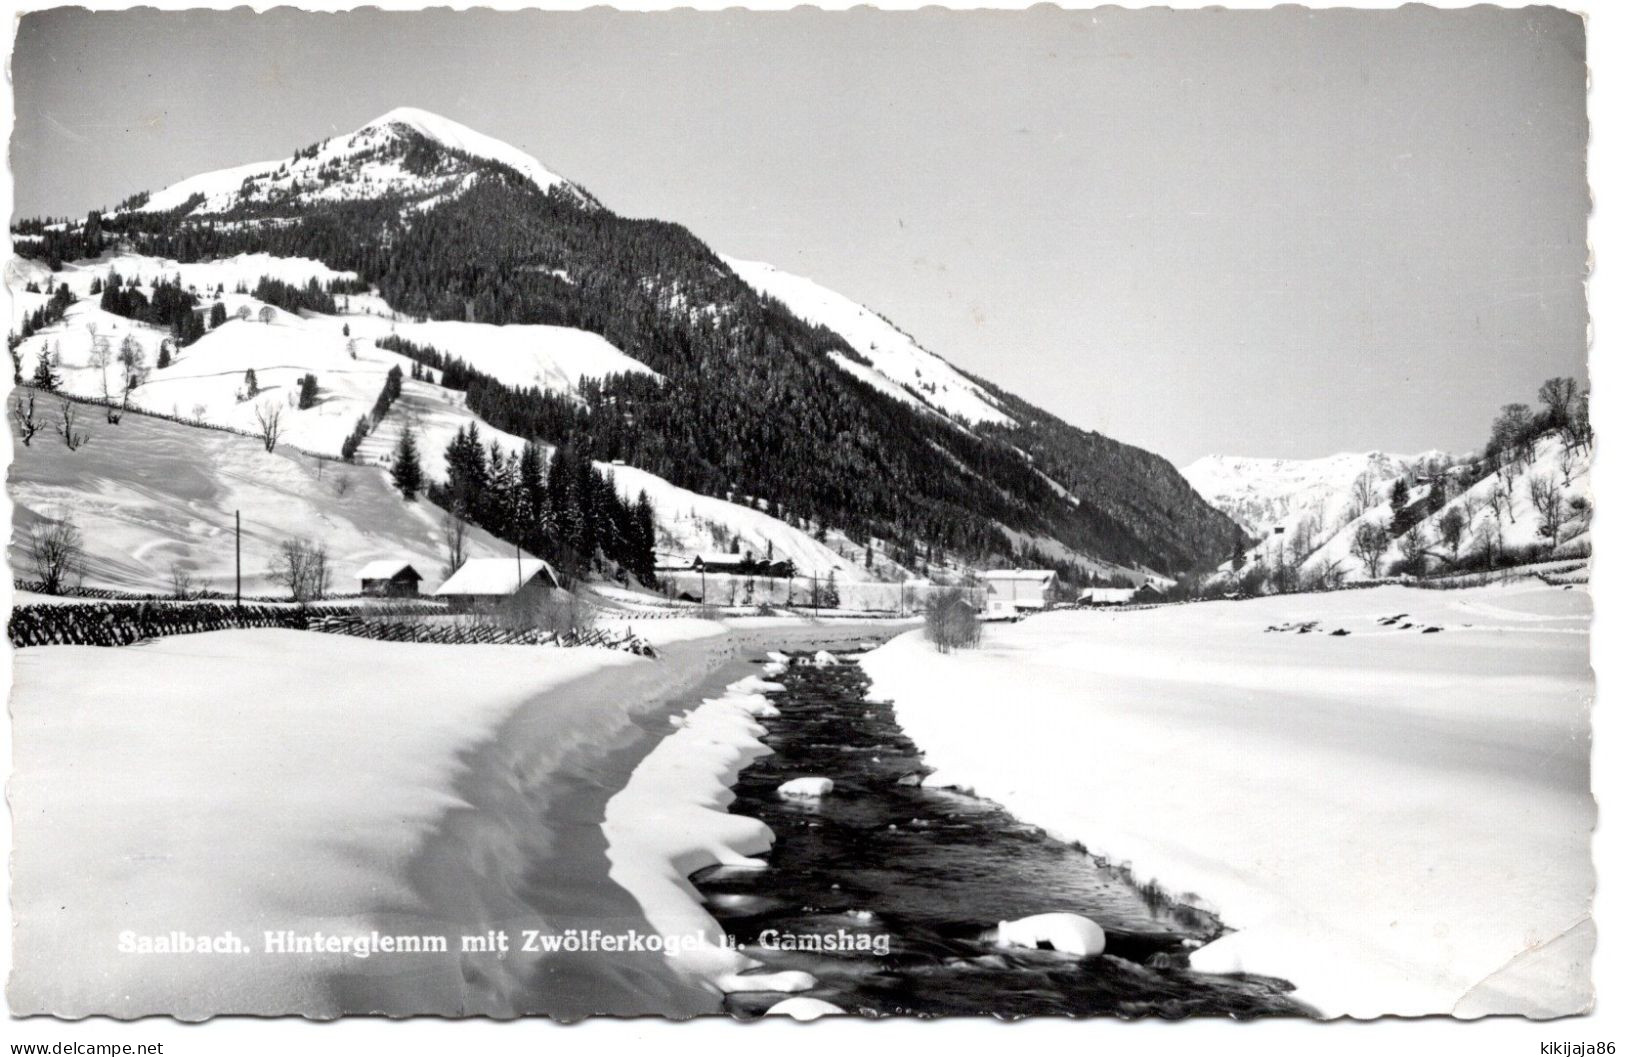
[9,6,1588,467]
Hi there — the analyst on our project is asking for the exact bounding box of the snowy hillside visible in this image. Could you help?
[1182,450,1447,539]
[123,107,589,218]
[723,256,1013,427]
[1194,432,1592,588]
[9,251,863,585]
[1296,434,1591,581]
[8,406,519,595]
[9,252,651,452]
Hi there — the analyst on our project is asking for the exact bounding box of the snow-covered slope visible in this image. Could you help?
[10,253,654,456]
[1190,435,1592,585]
[8,405,519,595]
[723,256,1013,427]
[129,106,587,218]
[1183,450,1447,539]
[1297,434,1592,580]
[10,252,864,586]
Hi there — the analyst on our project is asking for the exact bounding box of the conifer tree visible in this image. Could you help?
[392,428,423,501]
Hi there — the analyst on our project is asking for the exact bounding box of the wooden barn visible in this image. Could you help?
[433,557,561,613]
[354,560,424,597]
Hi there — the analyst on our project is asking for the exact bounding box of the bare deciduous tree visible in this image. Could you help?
[1351,519,1390,578]
[1494,475,1516,524]
[1537,376,1578,433]
[270,538,331,604]
[1491,402,1537,466]
[55,398,90,451]
[169,562,196,601]
[258,305,276,325]
[1300,559,1347,592]
[1396,524,1430,576]
[1528,474,1566,550]
[1558,444,1577,487]
[12,390,41,446]
[442,508,471,579]
[1437,508,1467,562]
[28,518,85,595]
[1349,471,1380,512]
[254,399,282,453]
[923,587,983,653]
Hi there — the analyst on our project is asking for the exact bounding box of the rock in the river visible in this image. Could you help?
[765,996,845,1020]
[778,776,835,799]
[993,912,1107,958]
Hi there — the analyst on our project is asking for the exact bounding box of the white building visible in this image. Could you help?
[979,569,1057,613]
[1078,586,1138,606]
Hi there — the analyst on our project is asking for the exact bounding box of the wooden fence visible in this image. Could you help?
[8,601,311,648]
[10,601,656,656]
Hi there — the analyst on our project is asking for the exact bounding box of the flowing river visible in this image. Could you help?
[695,647,1311,1018]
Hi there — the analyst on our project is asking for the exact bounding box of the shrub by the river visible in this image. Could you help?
[924,588,983,654]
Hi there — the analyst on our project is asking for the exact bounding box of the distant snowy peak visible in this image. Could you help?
[1183,450,1448,538]
[722,255,1014,427]
[134,107,588,217]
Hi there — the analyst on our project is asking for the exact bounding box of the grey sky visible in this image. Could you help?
[10,6,1587,467]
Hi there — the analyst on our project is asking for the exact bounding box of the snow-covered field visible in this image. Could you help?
[862,583,1593,1018]
[6,631,663,1016]
[7,618,909,1017]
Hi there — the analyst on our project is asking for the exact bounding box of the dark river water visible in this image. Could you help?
[695,649,1312,1019]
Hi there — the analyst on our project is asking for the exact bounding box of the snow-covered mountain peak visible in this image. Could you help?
[130,107,586,218]
[353,107,578,197]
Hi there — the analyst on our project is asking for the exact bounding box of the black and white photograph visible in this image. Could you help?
[0,1,1611,1049]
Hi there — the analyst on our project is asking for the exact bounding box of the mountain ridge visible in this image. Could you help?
[12,107,1244,578]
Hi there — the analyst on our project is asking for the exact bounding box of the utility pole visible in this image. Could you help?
[234,509,241,610]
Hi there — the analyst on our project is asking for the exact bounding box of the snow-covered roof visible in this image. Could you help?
[980,569,1057,581]
[354,559,421,581]
[696,551,752,566]
[434,557,558,596]
[1080,587,1137,602]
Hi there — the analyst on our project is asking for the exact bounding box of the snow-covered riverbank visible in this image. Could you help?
[7,619,900,1018]
[862,582,1593,1018]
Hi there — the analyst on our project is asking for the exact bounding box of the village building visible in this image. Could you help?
[433,557,561,613]
[980,569,1058,612]
[1078,586,1138,606]
[354,560,424,597]
[693,551,756,575]
[656,551,796,578]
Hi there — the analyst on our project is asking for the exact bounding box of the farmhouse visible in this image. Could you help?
[434,557,561,613]
[1078,586,1137,606]
[693,551,755,574]
[980,569,1057,612]
[354,560,424,597]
